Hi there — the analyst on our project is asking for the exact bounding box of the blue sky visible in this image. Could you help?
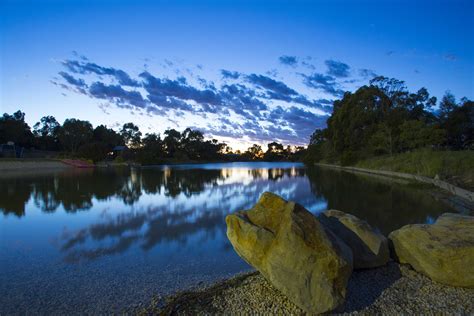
[1,0,473,149]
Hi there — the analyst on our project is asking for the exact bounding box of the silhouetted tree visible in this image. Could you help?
[57,119,93,153]
[163,129,182,158]
[136,133,164,164]
[0,110,34,146]
[439,92,457,122]
[120,123,142,148]
[264,141,285,161]
[243,144,264,160]
[93,125,123,147]
[442,99,474,149]
[304,76,472,165]
[33,116,60,150]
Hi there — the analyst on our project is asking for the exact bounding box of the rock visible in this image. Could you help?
[320,210,390,269]
[226,192,353,314]
[389,213,474,288]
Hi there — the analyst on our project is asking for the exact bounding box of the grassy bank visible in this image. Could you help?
[354,149,474,191]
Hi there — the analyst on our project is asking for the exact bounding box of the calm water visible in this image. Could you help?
[0,162,457,314]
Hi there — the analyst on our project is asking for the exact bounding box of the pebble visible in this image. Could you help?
[137,262,474,315]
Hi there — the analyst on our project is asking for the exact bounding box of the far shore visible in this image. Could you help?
[0,158,73,171]
[0,158,301,171]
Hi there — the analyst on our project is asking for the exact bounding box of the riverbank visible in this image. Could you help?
[0,157,298,170]
[0,158,127,171]
[0,158,73,171]
[133,262,473,315]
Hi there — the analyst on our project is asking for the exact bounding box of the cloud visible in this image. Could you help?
[325,59,350,78]
[443,54,457,61]
[243,73,330,111]
[140,71,222,107]
[265,69,279,77]
[62,60,139,86]
[57,56,337,145]
[358,68,377,79]
[58,71,87,88]
[302,60,316,70]
[279,55,298,67]
[220,69,240,79]
[301,73,344,97]
[89,82,148,109]
[260,106,328,144]
[246,74,298,97]
[280,106,328,143]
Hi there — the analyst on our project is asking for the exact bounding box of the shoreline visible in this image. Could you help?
[0,158,299,170]
[131,262,474,315]
[315,163,474,203]
[0,158,73,171]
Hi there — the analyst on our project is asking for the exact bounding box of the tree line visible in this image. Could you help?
[0,112,306,163]
[304,76,473,165]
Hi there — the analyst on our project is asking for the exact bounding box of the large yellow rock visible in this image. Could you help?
[320,210,390,269]
[226,192,353,314]
[389,213,474,288]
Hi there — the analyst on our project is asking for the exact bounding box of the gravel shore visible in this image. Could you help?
[135,262,474,315]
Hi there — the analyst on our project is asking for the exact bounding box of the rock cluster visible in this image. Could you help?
[226,192,473,314]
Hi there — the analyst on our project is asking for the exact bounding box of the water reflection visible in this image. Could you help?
[1,163,457,264]
[58,203,223,262]
[54,165,317,263]
[0,166,309,217]
[306,167,451,233]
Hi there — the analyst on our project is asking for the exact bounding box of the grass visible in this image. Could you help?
[354,149,474,191]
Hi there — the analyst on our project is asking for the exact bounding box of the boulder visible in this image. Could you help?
[226,192,353,314]
[389,213,474,288]
[320,210,390,269]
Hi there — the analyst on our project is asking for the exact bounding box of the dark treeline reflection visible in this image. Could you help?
[1,168,134,216]
[307,167,449,234]
[0,166,304,217]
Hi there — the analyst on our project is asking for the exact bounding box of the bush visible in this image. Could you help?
[77,142,109,163]
[340,150,358,166]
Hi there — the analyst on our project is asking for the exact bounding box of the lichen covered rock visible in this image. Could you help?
[389,213,474,288]
[226,192,353,314]
[320,210,390,269]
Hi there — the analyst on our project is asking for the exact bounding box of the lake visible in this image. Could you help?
[0,162,457,314]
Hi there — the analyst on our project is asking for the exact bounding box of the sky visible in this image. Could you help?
[1,0,473,150]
